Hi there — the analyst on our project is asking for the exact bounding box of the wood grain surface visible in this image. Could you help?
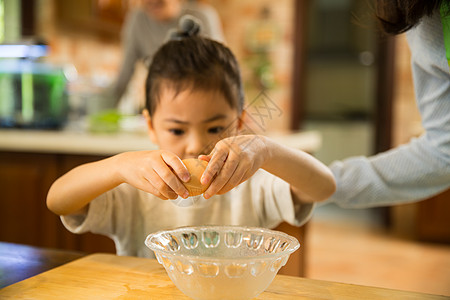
[0,254,446,299]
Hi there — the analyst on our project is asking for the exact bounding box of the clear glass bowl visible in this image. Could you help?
[145,225,300,300]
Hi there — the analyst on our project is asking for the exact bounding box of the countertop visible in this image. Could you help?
[0,128,322,156]
[0,253,445,299]
[0,242,84,289]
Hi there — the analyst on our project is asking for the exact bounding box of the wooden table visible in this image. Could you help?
[0,253,446,299]
[0,242,84,288]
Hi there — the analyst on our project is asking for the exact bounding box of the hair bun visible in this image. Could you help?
[168,15,201,41]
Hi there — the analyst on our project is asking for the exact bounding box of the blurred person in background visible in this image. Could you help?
[112,0,225,108]
[326,0,450,208]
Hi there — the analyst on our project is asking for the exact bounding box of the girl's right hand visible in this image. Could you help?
[114,150,191,200]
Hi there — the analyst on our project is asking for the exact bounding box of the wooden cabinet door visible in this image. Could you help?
[54,154,116,253]
[0,152,58,247]
[0,152,115,253]
[274,222,307,277]
[416,189,450,243]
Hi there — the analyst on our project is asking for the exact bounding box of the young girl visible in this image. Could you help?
[47,22,335,258]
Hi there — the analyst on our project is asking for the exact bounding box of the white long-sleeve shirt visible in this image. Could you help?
[327,11,450,208]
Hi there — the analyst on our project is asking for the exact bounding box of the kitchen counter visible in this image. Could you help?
[1,252,446,299]
[0,128,322,156]
[0,242,85,289]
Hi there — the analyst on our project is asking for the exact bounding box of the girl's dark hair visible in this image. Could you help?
[376,0,448,34]
[145,36,244,116]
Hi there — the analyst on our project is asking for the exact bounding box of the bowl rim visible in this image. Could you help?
[145,225,300,261]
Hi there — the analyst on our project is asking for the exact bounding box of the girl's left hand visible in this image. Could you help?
[199,135,270,198]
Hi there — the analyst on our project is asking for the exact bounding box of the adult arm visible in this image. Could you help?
[113,10,142,103]
[327,12,450,208]
[185,2,225,43]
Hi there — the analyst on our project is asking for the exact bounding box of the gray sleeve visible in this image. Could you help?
[328,137,450,208]
[184,3,225,43]
[113,10,142,102]
[326,12,450,208]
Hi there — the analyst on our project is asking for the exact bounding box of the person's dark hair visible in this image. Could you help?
[376,0,449,34]
[145,36,244,116]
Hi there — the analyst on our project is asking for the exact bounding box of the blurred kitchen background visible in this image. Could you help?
[0,0,449,296]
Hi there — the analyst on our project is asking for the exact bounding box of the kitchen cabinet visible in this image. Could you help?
[0,151,115,253]
[391,189,450,243]
[416,189,450,243]
[54,0,128,39]
[0,152,57,246]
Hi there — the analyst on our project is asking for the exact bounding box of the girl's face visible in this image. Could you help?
[141,0,182,21]
[145,87,242,159]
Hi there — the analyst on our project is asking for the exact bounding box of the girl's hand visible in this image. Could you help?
[199,135,270,198]
[115,150,190,200]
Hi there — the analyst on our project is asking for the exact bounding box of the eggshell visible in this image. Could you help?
[182,158,209,196]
